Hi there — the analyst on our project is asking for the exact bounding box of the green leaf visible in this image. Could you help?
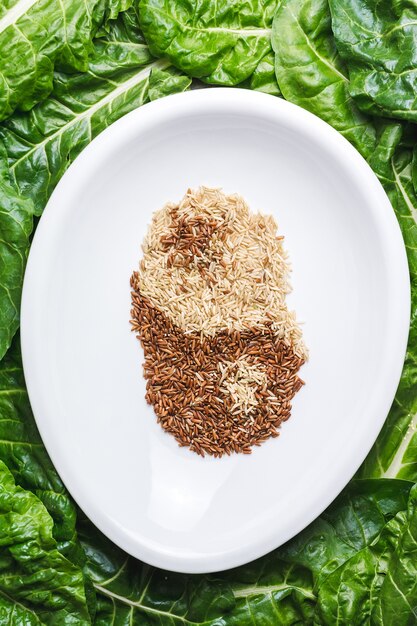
[138,0,277,86]
[313,512,405,624]
[0,458,91,624]
[373,483,417,624]
[0,0,133,122]
[0,337,81,558]
[272,0,417,483]
[360,126,417,481]
[0,337,96,618]
[0,24,189,216]
[148,66,192,101]
[78,514,314,625]
[0,12,190,357]
[76,479,417,625]
[0,174,33,360]
[280,479,413,624]
[329,0,417,122]
[246,50,281,96]
[272,0,376,158]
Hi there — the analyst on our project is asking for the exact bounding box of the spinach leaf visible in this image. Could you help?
[247,50,281,96]
[0,13,190,356]
[373,483,417,624]
[78,514,315,625]
[329,0,417,123]
[138,0,277,86]
[308,482,417,625]
[0,26,189,216]
[272,0,376,157]
[361,127,417,482]
[0,172,33,360]
[272,0,417,484]
[76,479,416,625]
[279,479,414,624]
[0,0,132,122]
[0,337,81,560]
[0,337,97,617]
[0,458,91,624]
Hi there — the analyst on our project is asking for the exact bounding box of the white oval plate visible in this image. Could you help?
[21,89,410,573]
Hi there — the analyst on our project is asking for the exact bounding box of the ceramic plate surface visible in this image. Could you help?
[21,89,410,573]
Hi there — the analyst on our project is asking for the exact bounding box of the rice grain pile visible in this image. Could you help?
[130,187,306,457]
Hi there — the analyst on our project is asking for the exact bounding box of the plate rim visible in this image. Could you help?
[21,87,411,573]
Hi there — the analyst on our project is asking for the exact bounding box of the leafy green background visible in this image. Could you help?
[1,0,417,623]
